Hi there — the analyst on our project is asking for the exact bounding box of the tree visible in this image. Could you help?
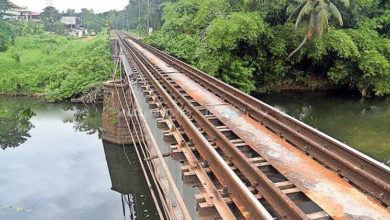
[287,0,350,58]
[0,20,13,51]
[80,8,105,32]
[65,9,76,16]
[41,6,64,33]
[41,6,61,23]
[0,0,8,18]
[0,0,7,10]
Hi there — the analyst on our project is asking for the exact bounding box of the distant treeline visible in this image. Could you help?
[2,0,390,96]
[38,1,174,36]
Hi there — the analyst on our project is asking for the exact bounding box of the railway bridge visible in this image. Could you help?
[102,30,390,220]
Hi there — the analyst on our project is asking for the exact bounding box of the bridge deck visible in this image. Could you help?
[127,38,390,219]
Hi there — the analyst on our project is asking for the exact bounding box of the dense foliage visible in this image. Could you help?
[143,0,390,96]
[40,6,66,34]
[0,28,112,101]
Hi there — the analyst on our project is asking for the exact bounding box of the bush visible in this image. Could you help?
[145,0,390,96]
[0,32,112,100]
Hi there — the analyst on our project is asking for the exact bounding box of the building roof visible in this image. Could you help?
[7,1,26,9]
[60,17,78,25]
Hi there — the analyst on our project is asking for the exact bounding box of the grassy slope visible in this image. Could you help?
[0,33,112,100]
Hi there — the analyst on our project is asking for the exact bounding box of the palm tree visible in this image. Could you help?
[287,0,349,58]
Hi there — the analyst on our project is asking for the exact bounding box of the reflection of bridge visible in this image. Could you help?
[102,141,158,220]
[101,30,390,220]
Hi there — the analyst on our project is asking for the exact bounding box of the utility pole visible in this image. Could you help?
[146,0,150,35]
[127,6,129,31]
[138,0,141,36]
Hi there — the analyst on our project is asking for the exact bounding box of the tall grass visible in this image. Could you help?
[0,32,112,101]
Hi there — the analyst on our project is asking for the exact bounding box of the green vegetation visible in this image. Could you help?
[0,25,112,101]
[139,0,390,96]
[2,0,390,98]
[40,6,66,34]
[287,0,349,57]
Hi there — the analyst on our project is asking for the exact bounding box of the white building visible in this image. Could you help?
[60,16,80,29]
[1,1,40,21]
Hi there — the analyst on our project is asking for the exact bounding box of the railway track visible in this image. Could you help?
[115,31,390,219]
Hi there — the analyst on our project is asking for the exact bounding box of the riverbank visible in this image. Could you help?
[0,92,45,98]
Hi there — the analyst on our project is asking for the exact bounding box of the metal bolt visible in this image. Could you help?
[222,187,230,195]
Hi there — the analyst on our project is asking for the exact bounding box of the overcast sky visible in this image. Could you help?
[11,0,128,13]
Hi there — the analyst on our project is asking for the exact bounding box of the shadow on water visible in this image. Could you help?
[102,141,158,219]
[256,90,390,166]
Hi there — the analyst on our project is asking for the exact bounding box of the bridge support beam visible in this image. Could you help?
[102,80,140,145]
[110,38,119,62]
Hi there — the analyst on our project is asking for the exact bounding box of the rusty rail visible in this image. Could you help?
[117,31,276,219]
[121,31,390,207]
[118,36,239,219]
[116,31,318,219]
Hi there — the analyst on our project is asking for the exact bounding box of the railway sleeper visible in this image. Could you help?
[137,82,238,218]
[123,35,315,219]
[195,187,261,219]
[192,109,332,218]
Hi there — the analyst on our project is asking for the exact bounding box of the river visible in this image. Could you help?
[1,91,389,219]
[257,91,390,166]
[0,97,157,220]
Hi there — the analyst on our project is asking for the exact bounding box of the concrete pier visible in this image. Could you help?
[102,80,140,144]
[110,38,119,62]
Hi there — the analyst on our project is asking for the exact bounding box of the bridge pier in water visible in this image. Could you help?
[102,80,141,145]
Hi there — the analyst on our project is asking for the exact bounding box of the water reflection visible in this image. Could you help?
[102,141,158,219]
[0,97,38,149]
[0,96,155,220]
[0,97,103,149]
[63,105,103,137]
[258,91,390,166]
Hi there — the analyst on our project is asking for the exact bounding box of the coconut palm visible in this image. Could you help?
[287,0,350,58]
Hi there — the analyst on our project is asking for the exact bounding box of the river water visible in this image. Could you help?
[257,91,390,166]
[0,97,157,220]
[1,91,389,219]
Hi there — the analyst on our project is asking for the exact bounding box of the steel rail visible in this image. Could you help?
[117,32,240,219]
[118,33,310,220]
[117,35,238,220]
[121,31,390,206]
[134,60,238,219]
[110,56,167,219]
[117,32,275,220]
[117,57,192,219]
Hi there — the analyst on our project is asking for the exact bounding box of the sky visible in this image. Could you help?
[11,0,128,13]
